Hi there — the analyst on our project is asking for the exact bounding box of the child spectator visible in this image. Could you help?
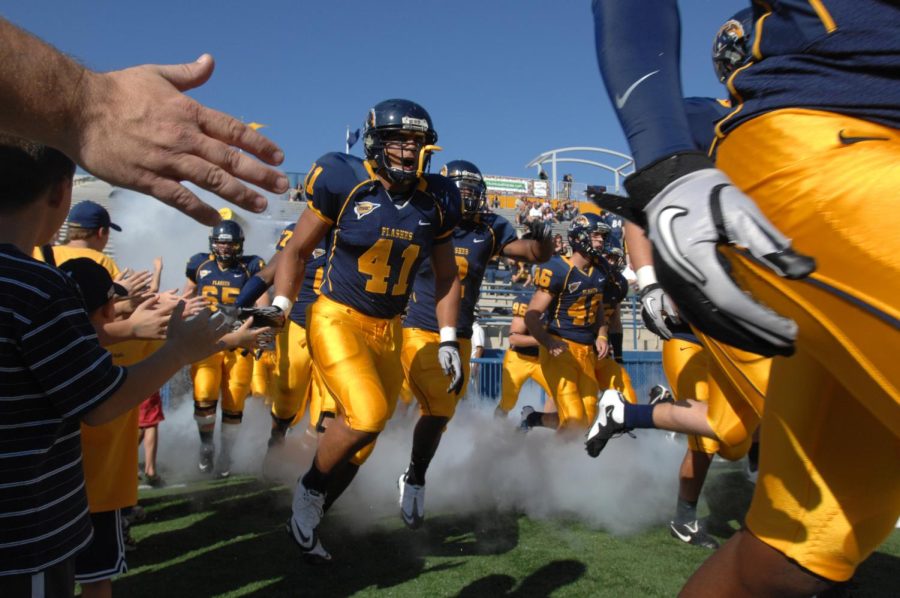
[0,135,230,598]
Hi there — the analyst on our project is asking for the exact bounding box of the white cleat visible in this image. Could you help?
[585,390,631,458]
[398,470,425,529]
[288,481,327,557]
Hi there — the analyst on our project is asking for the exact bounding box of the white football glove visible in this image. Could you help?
[639,283,679,341]
[438,341,464,395]
[594,153,815,356]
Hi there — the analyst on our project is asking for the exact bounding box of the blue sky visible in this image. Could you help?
[9,0,745,187]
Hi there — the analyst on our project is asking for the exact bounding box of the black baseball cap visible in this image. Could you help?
[59,258,127,313]
[67,200,122,231]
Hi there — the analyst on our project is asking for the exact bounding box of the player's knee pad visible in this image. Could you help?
[221,410,243,425]
[194,404,217,427]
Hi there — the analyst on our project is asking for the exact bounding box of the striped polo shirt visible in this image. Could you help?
[0,244,126,575]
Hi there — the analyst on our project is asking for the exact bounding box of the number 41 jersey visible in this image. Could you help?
[304,152,461,319]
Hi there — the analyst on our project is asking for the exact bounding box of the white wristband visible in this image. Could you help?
[439,326,457,343]
[272,295,293,313]
[635,265,658,291]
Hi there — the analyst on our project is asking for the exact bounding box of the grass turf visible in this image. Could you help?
[112,472,900,598]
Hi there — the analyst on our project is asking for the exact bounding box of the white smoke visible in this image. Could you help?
[107,185,293,292]
[149,382,682,537]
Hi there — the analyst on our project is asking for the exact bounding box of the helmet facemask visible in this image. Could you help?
[455,178,488,218]
[365,129,440,185]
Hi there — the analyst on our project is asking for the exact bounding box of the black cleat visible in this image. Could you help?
[649,384,674,405]
[669,520,720,549]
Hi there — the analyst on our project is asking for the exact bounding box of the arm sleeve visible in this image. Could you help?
[592,0,695,168]
[20,293,126,419]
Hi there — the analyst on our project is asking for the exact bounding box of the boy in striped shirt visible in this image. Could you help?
[0,135,229,598]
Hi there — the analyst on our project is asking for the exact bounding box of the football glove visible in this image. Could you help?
[526,219,553,243]
[218,305,286,331]
[438,341,464,395]
[592,152,815,357]
[639,283,679,341]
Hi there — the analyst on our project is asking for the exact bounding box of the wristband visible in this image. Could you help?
[439,326,457,343]
[272,295,293,313]
[635,265,658,291]
[598,335,608,341]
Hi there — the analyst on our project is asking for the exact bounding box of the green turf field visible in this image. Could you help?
[113,473,900,597]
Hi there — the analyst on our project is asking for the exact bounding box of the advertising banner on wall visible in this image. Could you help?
[484,175,531,195]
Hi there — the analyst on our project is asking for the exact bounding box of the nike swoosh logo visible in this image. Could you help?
[418,220,431,226]
[291,519,314,549]
[473,238,485,243]
[685,521,699,534]
[656,206,706,284]
[838,130,889,145]
[615,70,660,109]
[671,526,692,543]
[645,296,658,319]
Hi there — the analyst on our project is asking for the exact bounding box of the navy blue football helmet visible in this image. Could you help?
[440,160,487,217]
[209,220,244,266]
[712,8,754,83]
[568,213,611,266]
[363,99,440,184]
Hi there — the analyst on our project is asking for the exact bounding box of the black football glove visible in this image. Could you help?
[218,305,286,331]
[526,219,553,243]
[591,152,815,357]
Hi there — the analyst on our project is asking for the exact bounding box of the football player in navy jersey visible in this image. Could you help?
[230,221,328,453]
[497,289,553,418]
[272,99,462,561]
[184,219,266,477]
[591,1,900,594]
[398,160,552,528]
[520,214,624,433]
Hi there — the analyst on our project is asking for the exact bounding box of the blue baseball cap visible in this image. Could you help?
[66,200,121,231]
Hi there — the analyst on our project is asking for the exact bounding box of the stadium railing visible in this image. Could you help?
[467,350,664,404]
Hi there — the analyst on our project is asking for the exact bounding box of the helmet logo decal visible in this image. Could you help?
[354,201,381,220]
[401,116,428,131]
[440,165,449,177]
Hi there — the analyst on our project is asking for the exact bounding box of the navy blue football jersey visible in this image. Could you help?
[720,1,900,135]
[533,255,611,346]
[186,253,265,306]
[510,289,540,357]
[404,212,517,338]
[274,223,327,328]
[304,152,461,319]
[684,97,731,155]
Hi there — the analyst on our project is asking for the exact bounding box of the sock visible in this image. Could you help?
[609,332,624,362]
[406,460,428,486]
[623,403,655,429]
[748,441,760,472]
[675,498,698,525]
[323,463,360,512]
[526,411,544,428]
[199,429,214,445]
[270,414,294,440]
[301,461,330,494]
